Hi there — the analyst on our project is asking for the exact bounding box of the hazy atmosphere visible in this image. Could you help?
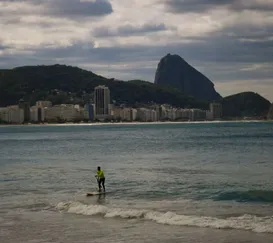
[0,0,273,101]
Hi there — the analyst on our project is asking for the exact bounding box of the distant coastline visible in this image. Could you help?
[0,119,272,127]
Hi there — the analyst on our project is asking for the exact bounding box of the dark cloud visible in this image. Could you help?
[163,0,234,13]
[1,0,113,19]
[45,0,113,18]
[163,0,273,13]
[93,23,167,37]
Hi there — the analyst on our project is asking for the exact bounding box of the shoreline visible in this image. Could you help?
[0,119,272,127]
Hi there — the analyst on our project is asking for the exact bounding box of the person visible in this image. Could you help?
[95,166,105,192]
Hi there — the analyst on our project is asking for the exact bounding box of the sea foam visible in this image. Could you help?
[56,201,273,233]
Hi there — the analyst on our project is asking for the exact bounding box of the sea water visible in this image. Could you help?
[1,122,273,242]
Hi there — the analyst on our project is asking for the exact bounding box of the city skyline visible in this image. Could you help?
[0,0,273,101]
[0,85,224,124]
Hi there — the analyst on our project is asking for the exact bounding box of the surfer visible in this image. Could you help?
[95,166,105,192]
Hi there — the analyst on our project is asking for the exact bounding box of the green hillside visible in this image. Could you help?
[222,92,271,118]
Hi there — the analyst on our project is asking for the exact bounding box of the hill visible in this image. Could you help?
[0,64,208,109]
[154,53,222,101]
[222,92,271,118]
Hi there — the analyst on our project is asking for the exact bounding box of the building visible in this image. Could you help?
[120,108,133,121]
[189,109,206,121]
[110,106,122,120]
[84,104,95,121]
[131,109,137,121]
[44,104,85,122]
[0,108,9,123]
[30,106,45,122]
[136,108,157,122]
[94,85,110,119]
[210,103,222,120]
[0,106,24,124]
[206,110,213,120]
[18,99,30,122]
[36,101,52,108]
[155,105,163,120]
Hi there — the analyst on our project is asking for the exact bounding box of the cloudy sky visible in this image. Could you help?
[1,0,273,101]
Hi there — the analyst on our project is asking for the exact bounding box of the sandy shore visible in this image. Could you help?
[0,120,271,127]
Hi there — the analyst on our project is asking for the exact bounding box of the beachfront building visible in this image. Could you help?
[132,109,137,121]
[0,106,24,124]
[30,106,45,122]
[136,108,157,122]
[84,104,95,121]
[206,110,213,120]
[110,106,121,120]
[110,106,137,121]
[181,109,191,121]
[36,101,52,108]
[94,85,111,120]
[44,104,85,122]
[174,108,191,121]
[120,108,132,121]
[0,108,8,122]
[210,103,222,120]
[18,99,30,122]
[189,109,206,121]
[155,105,163,120]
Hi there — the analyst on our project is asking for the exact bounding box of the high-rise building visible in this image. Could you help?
[94,85,110,118]
[84,104,95,121]
[210,103,222,120]
[18,99,30,122]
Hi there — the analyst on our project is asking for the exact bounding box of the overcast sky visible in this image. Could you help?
[1,0,273,101]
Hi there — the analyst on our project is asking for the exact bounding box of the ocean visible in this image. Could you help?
[1,122,273,243]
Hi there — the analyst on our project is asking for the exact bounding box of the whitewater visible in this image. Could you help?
[56,201,273,234]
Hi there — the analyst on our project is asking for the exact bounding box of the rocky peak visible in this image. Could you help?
[154,53,221,101]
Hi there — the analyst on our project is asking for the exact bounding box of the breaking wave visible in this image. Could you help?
[56,201,273,234]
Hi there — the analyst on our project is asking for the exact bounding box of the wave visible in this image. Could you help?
[215,190,273,203]
[56,201,273,234]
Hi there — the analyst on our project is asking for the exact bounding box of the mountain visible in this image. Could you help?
[267,103,273,120]
[0,64,208,109]
[154,53,222,101]
[222,92,271,118]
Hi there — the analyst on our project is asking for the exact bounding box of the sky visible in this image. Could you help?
[0,0,273,102]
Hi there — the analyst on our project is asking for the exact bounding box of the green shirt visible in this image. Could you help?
[97,169,105,179]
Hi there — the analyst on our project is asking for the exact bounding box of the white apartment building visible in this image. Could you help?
[30,106,45,122]
[36,101,52,108]
[44,104,85,122]
[206,110,213,120]
[181,109,191,120]
[111,106,122,120]
[110,107,137,121]
[165,108,176,120]
[120,108,132,121]
[136,108,157,122]
[0,106,24,124]
[132,109,137,121]
[0,108,9,122]
[189,109,207,121]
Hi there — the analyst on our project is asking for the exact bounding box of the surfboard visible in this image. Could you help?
[86,191,106,196]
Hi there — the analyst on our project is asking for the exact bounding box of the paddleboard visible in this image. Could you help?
[86,191,106,196]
